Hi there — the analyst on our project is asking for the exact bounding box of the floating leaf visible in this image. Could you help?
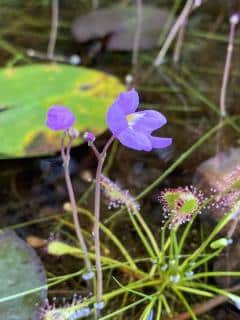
[0,63,124,158]
[72,6,171,51]
[0,230,47,320]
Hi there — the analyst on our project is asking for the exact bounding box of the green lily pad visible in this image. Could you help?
[0,63,124,158]
[0,230,47,320]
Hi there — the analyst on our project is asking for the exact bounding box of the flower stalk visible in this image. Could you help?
[91,135,115,308]
[220,13,239,117]
[61,132,93,277]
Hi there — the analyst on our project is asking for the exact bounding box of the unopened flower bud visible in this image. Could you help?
[83,131,96,144]
[94,301,105,310]
[210,238,228,249]
[194,0,202,8]
[68,127,79,138]
[63,202,72,212]
[69,54,81,65]
[230,13,240,25]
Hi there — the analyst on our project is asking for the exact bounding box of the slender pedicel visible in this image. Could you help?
[84,131,115,310]
[220,13,240,117]
[46,106,93,279]
[61,132,93,278]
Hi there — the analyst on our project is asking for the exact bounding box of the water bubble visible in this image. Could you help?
[68,307,90,320]
[69,54,81,65]
[82,271,94,281]
[169,274,180,283]
[146,309,154,320]
[185,271,194,278]
[94,301,105,310]
[160,264,168,271]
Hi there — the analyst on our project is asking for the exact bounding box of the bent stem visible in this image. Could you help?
[92,135,115,307]
[61,133,92,275]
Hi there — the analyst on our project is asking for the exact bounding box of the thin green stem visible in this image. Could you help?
[128,209,155,259]
[180,209,234,270]
[172,287,197,320]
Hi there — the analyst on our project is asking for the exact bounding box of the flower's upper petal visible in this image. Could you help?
[150,136,172,149]
[46,105,75,131]
[115,89,139,115]
[129,110,167,133]
[118,128,152,151]
[106,102,128,136]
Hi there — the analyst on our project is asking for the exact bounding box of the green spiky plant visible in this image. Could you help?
[41,173,240,320]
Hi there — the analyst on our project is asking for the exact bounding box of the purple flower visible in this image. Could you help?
[106,89,172,151]
[83,131,96,143]
[46,105,75,131]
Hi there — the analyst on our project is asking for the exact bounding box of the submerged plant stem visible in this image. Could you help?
[61,134,92,274]
[47,0,59,59]
[154,0,193,66]
[132,0,143,74]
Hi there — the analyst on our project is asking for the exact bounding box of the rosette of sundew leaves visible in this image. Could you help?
[0,63,124,158]
[0,230,46,320]
[159,186,204,228]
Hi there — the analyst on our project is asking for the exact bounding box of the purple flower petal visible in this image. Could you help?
[118,128,152,151]
[115,89,139,115]
[106,89,172,151]
[46,105,75,131]
[129,110,167,133]
[106,102,128,136]
[150,136,172,149]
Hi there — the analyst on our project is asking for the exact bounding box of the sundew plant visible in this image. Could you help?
[41,89,240,320]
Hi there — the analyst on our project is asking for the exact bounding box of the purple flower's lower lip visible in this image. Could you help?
[46,105,75,131]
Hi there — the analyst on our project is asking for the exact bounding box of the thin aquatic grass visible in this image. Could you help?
[172,287,197,320]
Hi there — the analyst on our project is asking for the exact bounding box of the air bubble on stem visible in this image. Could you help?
[68,307,90,320]
[160,264,168,271]
[185,271,194,278]
[169,274,180,283]
[94,301,105,310]
[82,271,94,281]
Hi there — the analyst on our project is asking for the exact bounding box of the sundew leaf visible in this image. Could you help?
[0,63,124,158]
[179,198,198,214]
[0,230,47,320]
[163,191,180,210]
